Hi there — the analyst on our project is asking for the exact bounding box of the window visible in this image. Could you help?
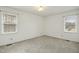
[1,12,17,34]
[64,16,77,32]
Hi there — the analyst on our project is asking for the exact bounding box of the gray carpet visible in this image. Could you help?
[0,36,79,53]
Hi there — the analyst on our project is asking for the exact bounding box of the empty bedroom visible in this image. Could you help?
[0,6,79,53]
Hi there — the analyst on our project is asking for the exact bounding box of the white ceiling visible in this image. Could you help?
[8,6,79,16]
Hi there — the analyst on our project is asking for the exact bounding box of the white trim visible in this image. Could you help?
[1,12,17,34]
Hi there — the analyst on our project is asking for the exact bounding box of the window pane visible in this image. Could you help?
[64,16,77,32]
[4,14,16,24]
[4,24,16,32]
[2,13,17,33]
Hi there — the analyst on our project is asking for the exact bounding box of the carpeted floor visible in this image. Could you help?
[0,35,79,53]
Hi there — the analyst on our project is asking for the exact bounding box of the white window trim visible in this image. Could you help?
[64,15,77,33]
[1,12,18,34]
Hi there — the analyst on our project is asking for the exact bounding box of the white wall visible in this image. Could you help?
[0,7,79,46]
[0,7,44,46]
[45,9,79,42]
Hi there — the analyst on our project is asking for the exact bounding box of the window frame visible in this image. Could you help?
[64,15,77,33]
[1,12,17,34]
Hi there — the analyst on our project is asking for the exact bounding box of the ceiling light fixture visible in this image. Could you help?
[34,1,46,11]
[38,6,44,11]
